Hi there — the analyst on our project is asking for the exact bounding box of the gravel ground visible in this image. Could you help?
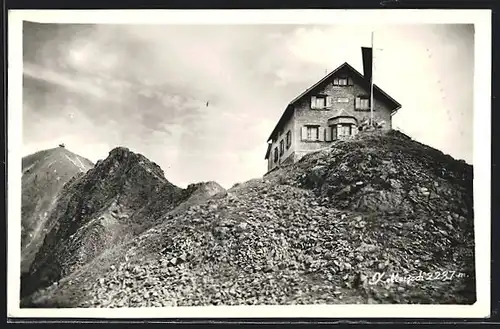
[23,130,475,307]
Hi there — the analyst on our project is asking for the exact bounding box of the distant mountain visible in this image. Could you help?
[21,146,94,274]
[22,130,475,307]
[21,147,226,299]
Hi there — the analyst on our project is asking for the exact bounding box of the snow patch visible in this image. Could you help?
[75,157,90,171]
[65,155,86,172]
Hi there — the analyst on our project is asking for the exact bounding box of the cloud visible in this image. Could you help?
[22,22,474,189]
[23,62,109,100]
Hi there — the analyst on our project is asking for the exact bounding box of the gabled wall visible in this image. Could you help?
[293,67,393,161]
[267,111,296,171]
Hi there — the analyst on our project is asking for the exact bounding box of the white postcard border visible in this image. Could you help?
[7,9,492,319]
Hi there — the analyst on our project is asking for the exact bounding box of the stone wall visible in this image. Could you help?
[267,112,295,171]
[293,67,394,161]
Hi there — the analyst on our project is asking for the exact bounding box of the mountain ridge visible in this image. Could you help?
[21,130,475,307]
[21,146,226,299]
[21,146,94,274]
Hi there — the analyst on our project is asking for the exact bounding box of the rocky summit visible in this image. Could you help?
[21,147,225,300]
[21,146,94,275]
[21,130,475,308]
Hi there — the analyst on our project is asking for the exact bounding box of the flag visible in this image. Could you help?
[361,47,373,83]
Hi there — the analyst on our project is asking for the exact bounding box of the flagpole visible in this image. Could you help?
[370,31,374,127]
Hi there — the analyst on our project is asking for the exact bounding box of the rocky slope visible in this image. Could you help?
[22,130,475,307]
[21,146,94,274]
[21,147,226,299]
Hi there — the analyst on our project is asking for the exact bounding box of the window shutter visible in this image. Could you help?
[301,126,308,140]
[311,96,316,109]
[326,96,333,108]
[325,127,332,141]
[318,127,325,141]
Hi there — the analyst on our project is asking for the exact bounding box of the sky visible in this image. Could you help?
[22,22,474,189]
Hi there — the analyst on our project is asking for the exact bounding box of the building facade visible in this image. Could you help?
[265,62,402,172]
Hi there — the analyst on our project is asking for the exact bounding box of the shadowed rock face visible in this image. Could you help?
[267,130,473,219]
[22,131,475,308]
[21,147,94,274]
[21,147,227,299]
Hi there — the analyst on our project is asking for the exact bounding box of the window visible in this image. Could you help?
[331,125,337,140]
[333,77,349,86]
[338,124,352,137]
[273,147,278,163]
[307,126,319,140]
[355,96,370,110]
[315,96,326,108]
[286,130,292,149]
[311,95,327,109]
[337,97,349,103]
[279,140,284,156]
[301,125,324,141]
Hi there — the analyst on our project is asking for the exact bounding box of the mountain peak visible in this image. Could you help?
[90,147,167,184]
[186,181,225,193]
[108,146,131,157]
[22,146,184,297]
[21,147,94,274]
[22,131,475,307]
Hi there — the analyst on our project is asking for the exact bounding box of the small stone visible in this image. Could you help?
[340,186,352,194]
[237,222,248,231]
[357,221,366,228]
[389,179,402,189]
